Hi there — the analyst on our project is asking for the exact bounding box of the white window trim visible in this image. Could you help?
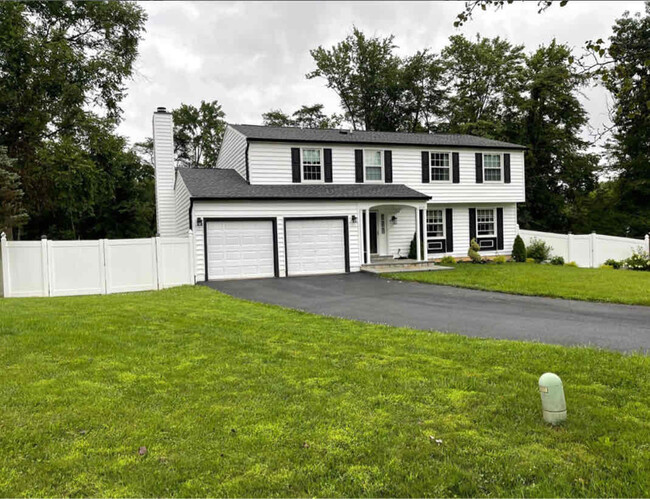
[483,152,503,183]
[476,208,496,237]
[426,208,446,240]
[429,151,453,183]
[363,149,384,183]
[301,147,325,183]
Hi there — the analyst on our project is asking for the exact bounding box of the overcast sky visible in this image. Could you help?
[117,1,644,147]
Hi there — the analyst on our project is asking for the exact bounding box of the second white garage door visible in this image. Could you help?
[285,218,347,276]
[206,220,276,280]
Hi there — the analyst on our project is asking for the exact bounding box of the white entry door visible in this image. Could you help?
[205,220,275,280]
[285,218,347,276]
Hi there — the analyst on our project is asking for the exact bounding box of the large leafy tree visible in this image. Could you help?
[0,147,28,239]
[262,104,342,129]
[0,1,148,239]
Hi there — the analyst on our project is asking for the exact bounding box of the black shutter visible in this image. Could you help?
[445,208,454,252]
[291,148,301,183]
[504,153,511,184]
[421,151,430,183]
[469,208,476,242]
[475,153,483,183]
[497,207,504,250]
[324,148,333,183]
[384,150,393,183]
[452,152,460,183]
[355,149,364,183]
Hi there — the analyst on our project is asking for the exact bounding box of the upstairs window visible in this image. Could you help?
[427,209,445,238]
[364,150,383,182]
[430,152,450,181]
[476,208,495,236]
[302,148,322,181]
[483,154,502,182]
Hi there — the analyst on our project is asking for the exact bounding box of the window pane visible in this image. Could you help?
[302,149,321,180]
[365,150,382,166]
[484,168,501,181]
[366,166,382,181]
[431,168,450,181]
[427,209,444,238]
[484,154,501,181]
[476,209,495,236]
[430,153,450,181]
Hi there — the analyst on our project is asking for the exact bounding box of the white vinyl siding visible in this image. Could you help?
[216,125,248,180]
[152,112,177,237]
[174,173,191,237]
[247,142,525,203]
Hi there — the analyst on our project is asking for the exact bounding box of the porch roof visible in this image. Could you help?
[177,168,430,201]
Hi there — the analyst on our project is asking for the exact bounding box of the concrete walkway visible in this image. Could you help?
[203,273,650,353]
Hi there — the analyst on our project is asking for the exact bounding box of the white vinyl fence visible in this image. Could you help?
[518,226,649,268]
[0,231,195,298]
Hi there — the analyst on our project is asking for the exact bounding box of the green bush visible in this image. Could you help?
[600,264,614,270]
[527,238,552,263]
[493,255,507,264]
[468,238,482,263]
[604,258,622,269]
[550,256,565,266]
[512,235,527,262]
[408,233,417,259]
[439,255,456,265]
[525,258,536,264]
[565,261,578,267]
[625,248,650,271]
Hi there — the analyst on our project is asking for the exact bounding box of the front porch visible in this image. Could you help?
[360,255,452,273]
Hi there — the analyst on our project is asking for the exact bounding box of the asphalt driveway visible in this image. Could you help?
[204,272,650,353]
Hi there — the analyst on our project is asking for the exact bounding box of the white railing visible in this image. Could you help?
[0,231,195,298]
[518,226,649,268]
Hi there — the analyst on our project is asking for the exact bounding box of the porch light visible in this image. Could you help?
[196,217,203,228]
[390,215,397,224]
[351,215,357,223]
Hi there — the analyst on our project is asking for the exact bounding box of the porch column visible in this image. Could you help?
[421,206,428,261]
[415,207,422,261]
[364,208,371,264]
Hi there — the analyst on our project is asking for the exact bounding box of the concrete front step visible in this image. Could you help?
[361,261,453,273]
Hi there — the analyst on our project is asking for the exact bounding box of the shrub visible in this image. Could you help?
[600,264,614,270]
[512,235,527,262]
[565,261,578,267]
[408,233,417,259]
[625,248,650,271]
[493,255,507,264]
[526,258,536,264]
[604,258,622,269]
[468,238,482,263]
[439,255,456,265]
[550,256,565,266]
[527,238,552,263]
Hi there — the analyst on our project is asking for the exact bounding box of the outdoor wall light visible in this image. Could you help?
[390,215,397,224]
[351,215,357,223]
[196,217,203,228]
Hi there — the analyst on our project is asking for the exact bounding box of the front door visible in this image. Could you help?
[369,212,378,254]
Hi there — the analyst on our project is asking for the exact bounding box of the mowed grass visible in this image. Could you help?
[385,262,650,306]
[1,286,649,497]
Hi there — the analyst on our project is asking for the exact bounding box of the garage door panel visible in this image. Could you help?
[206,220,275,280]
[286,219,346,276]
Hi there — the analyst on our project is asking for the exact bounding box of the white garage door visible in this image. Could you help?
[206,220,275,280]
[285,218,346,276]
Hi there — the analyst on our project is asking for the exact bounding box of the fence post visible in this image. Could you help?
[188,229,195,284]
[1,233,10,297]
[155,236,164,290]
[99,239,108,295]
[41,236,50,297]
[590,232,598,268]
[151,236,159,291]
[567,232,573,264]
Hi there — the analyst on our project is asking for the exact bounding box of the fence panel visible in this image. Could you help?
[48,240,105,297]
[595,234,646,267]
[105,238,158,294]
[3,241,47,297]
[157,236,194,288]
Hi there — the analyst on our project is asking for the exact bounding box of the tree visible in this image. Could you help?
[454,1,568,27]
[441,35,525,138]
[261,104,343,129]
[593,5,650,238]
[0,147,28,239]
[262,110,294,127]
[514,41,599,232]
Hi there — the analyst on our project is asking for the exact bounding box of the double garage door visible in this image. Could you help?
[205,218,347,280]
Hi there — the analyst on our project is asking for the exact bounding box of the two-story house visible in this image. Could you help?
[152,107,526,281]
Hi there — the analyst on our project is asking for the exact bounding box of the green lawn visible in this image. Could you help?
[385,263,650,306]
[1,286,649,497]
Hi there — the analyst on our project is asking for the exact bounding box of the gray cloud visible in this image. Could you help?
[117,1,642,150]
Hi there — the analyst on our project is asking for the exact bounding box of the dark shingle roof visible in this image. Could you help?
[231,124,526,150]
[177,168,429,200]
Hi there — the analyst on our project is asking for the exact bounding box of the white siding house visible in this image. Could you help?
[152,112,527,281]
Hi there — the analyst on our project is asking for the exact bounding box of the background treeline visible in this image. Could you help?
[1,2,648,240]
